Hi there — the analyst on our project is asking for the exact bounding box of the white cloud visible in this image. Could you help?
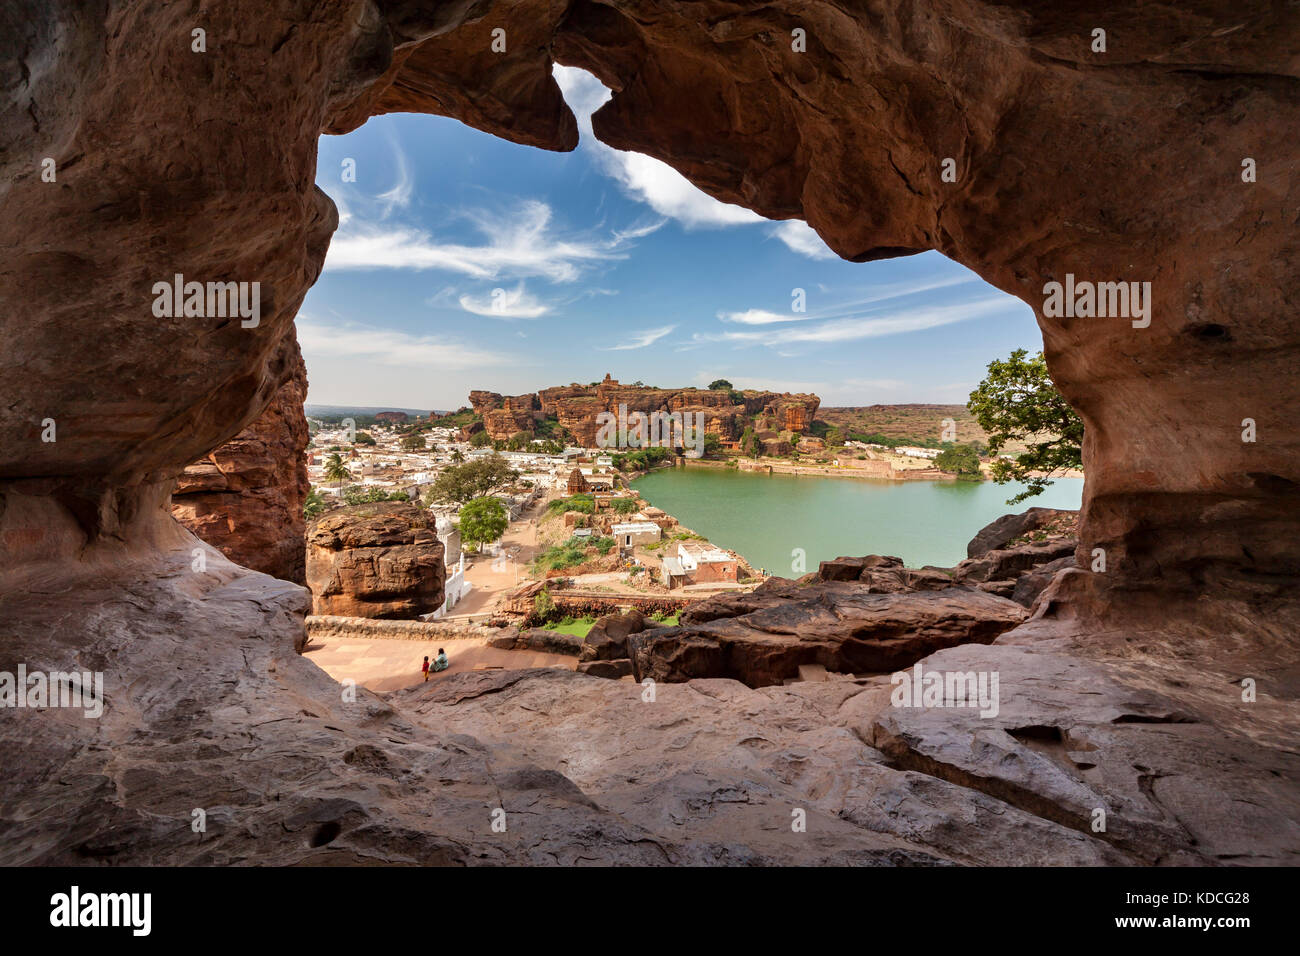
[600,324,677,350]
[770,220,835,259]
[324,199,627,283]
[718,273,986,327]
[554,65,764,229]
[718,308,817,326]
[376,130,413,217]
[297,316,513,370]
[697,297,1016,348]
[458,283,551,319]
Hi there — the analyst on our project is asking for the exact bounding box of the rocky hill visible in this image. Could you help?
[470,373,820,444]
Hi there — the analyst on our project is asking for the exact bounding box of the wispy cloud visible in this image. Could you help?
[458,283,551,319]
[698,297,1016,349]
[554,65,764,229]
[376,129,413,217]
[324,199,629,283]
[770,220,835,259]
[718,308,812,326]
[601,324,677,350]
[298,315,515,370]
[718,273,985,327]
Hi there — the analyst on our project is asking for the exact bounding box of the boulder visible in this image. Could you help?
[1012,555,1077,608]
[580,609,649,661]
[817,554,955,593]
[631,579,1028,687]
[967,508,1079,559]
[305,502,444,618]
[576,659,634,679]
[953,539,1077,584]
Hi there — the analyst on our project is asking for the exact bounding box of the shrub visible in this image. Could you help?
[533,587,555,622]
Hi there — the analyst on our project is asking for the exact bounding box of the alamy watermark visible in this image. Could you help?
[0,665,103,718]
[152,273,260,327]
[595,403,706,458]
[1042,273,1150,328]
[890,661,999,718]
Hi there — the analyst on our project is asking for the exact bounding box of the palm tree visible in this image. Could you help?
[324,452,351,488]
[451,449,465,463]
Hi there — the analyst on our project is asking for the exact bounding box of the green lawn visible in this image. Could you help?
[542,617,597,637]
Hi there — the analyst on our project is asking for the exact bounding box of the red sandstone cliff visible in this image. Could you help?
[474,375,819,444]
[171,338,310,584]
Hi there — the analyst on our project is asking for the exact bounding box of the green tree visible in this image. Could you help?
[935,444,983,480]
[968,349,1084,504]
[400,433,426,452]
[450,449,465,463]
[825,427,844,448]
[354,431,376,446]
[324,453,351,487]
[425,453,519,506]
[304,486,327,521]
[458,496,509,552]
[708,379,734,391]
[469,430,492,448]
[702,433,724,459]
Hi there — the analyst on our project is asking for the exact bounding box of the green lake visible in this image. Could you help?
[632,467,1084,573]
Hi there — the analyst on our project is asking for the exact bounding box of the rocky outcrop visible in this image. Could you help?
[952,509,1080,607]
[817,554,955,592]
[470,376,820,446]
[580,609,648,663]
[472,392,541,440]
[306,502,444,619]
[629,578,1028,687]
[171,339,310,584]
[967,508,1079,559]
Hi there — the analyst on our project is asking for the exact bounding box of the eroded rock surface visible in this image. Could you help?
[306,502,444,618]
[629,578,1028,687]
[172,339,310,584]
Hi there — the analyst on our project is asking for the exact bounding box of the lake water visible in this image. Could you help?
[632,467,1084,573]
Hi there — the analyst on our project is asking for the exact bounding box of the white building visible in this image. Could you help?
[611,521,661,548]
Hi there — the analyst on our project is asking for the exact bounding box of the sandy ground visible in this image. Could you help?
[449,499,547,616]
[303,634,575,692]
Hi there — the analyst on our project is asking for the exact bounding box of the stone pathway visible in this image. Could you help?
[303,634,575,692]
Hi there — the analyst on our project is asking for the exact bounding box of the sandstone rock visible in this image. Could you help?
[632,579,1028,687]
[967,508,1079,559]
[580,609,649,661]
[817,554,955,593]
[575,659,634,679]
[953,539,1077,584]
[512,627,584,657]
[172,338,310,584]
[306,502,444,618]
[1012,555,1077,609]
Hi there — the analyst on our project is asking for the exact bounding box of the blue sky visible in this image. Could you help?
[302,66,1041,410]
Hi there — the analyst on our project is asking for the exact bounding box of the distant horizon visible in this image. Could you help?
[302,396,974,416]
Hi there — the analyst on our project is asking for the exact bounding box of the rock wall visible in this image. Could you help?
[171,338,310,584]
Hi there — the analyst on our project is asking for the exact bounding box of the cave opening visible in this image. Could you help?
[2,1,1296,869]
